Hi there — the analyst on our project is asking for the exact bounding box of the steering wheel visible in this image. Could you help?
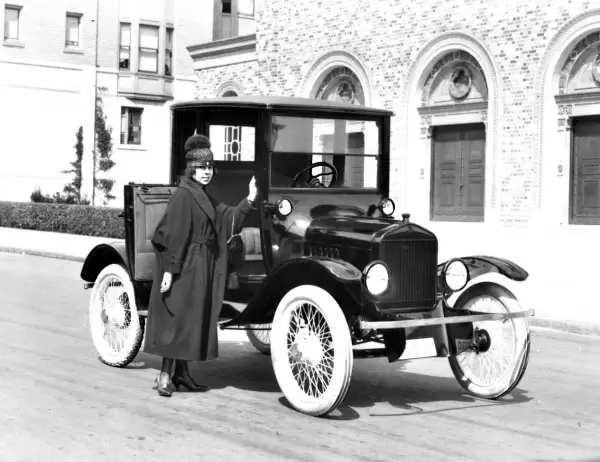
[291,161,339,188]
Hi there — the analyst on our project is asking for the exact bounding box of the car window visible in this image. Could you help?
[270,116,380,189]
[209,124,255,161]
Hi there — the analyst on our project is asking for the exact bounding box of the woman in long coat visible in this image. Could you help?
[144,133,257,397]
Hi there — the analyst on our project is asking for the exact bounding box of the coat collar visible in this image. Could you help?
[178,176,216,227]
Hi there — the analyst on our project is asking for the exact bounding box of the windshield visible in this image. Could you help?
[269,115,380,190]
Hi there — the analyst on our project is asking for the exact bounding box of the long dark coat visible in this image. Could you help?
[143,176,253,361]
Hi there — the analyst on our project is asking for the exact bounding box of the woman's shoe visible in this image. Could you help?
[172,374,208,392]
[155,375,176,392]
[156,373,173,397]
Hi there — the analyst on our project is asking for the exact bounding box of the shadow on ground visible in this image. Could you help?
[113,340,532,421]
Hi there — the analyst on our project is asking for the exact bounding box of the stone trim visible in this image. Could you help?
[401,32,500,214]
[301,50,375,107]
[421,51,487,106]
[215,80,245,97]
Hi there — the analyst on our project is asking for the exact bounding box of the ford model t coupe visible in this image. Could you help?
[81,96,534,417]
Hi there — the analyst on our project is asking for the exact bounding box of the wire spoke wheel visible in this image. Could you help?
[287,303,334,398]
[245,323,272,355]
[271,285,353,417]
[89,264,144,367]
[449,282,531,399]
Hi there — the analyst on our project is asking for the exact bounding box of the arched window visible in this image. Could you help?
[315,66,365,106]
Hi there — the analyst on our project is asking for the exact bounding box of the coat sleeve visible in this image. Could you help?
[216,197,254,237]
[159,189,194,275]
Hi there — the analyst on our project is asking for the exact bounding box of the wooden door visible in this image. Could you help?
[431,124,486,222]
[571,117,600,225]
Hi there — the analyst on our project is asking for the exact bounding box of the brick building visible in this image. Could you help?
[188,0,600,327]
[0,0,211,205]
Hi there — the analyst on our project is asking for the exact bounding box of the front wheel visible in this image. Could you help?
[448,282,531,399]
[245,323,272,355]
[89,263,144,367]
[270,285,353,417]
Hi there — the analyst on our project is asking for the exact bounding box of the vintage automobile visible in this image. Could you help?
[81,95,534,417]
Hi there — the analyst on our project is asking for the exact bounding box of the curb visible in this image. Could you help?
[529,317,600,337]
[1,247,599,337]
[0,247,85,263]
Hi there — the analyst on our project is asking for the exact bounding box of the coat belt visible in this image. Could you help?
[194,236,217,245]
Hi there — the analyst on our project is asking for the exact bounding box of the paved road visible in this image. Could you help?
[0,252,599,461]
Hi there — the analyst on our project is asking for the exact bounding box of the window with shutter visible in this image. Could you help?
[571,117,600,225]
[431,124,486,222]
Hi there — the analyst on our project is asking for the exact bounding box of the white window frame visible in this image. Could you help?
[65,12,82,48]
[165,27,173,76]
[119,22,131,70]
[121,107,143,145]
[4,4,22,41]
[138,24,159,74]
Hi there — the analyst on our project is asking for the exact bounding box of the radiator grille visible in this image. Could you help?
[378,239,437,310]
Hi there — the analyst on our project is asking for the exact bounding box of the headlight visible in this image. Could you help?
[443,259,469,292]
[379,198,395,217]
[277,198,292,216]
[364,262,389,296]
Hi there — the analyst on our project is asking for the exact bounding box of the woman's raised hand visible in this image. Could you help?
[248,176,258,203]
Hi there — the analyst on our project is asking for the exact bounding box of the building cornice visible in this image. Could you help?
[187,34,256,60]
[187,34,257,70]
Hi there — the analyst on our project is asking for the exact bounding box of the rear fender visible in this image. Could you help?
[223,257,363,327]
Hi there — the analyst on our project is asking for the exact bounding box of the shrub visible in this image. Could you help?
[30,187,86,205]
[0,201,124,239]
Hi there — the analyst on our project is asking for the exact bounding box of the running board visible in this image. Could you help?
[359,309,535,330]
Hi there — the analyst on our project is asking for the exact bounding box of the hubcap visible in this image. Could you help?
[473,328,492,353]
[293,320,325,365]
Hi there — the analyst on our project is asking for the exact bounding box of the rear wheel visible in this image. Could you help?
[271,285,353,417]
[89,264,144,367]
[448,282,531,399]
[245,323,271,355]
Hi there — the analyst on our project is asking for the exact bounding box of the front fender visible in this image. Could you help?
[80,242,129,283]
[223,257,363,327]
[438,255,529,286]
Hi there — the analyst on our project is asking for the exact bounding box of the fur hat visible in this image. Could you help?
[184,131,214,167]
[184,132,211,152]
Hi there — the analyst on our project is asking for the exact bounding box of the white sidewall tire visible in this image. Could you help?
[271,285,353,417]
[449,282,531,399]
[89,263,144,368]
[246,324,272,355]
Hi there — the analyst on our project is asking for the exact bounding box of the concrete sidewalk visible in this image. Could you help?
[1,225,598,336]
[0,226,120,263]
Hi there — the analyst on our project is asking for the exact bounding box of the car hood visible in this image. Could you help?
[304,216,396,244]
[305,215,437,244]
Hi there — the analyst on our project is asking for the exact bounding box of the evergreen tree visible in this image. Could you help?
[93,87,116,206]
[61,126,84,203]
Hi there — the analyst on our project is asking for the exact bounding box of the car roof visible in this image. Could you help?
[171,95,394,117]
